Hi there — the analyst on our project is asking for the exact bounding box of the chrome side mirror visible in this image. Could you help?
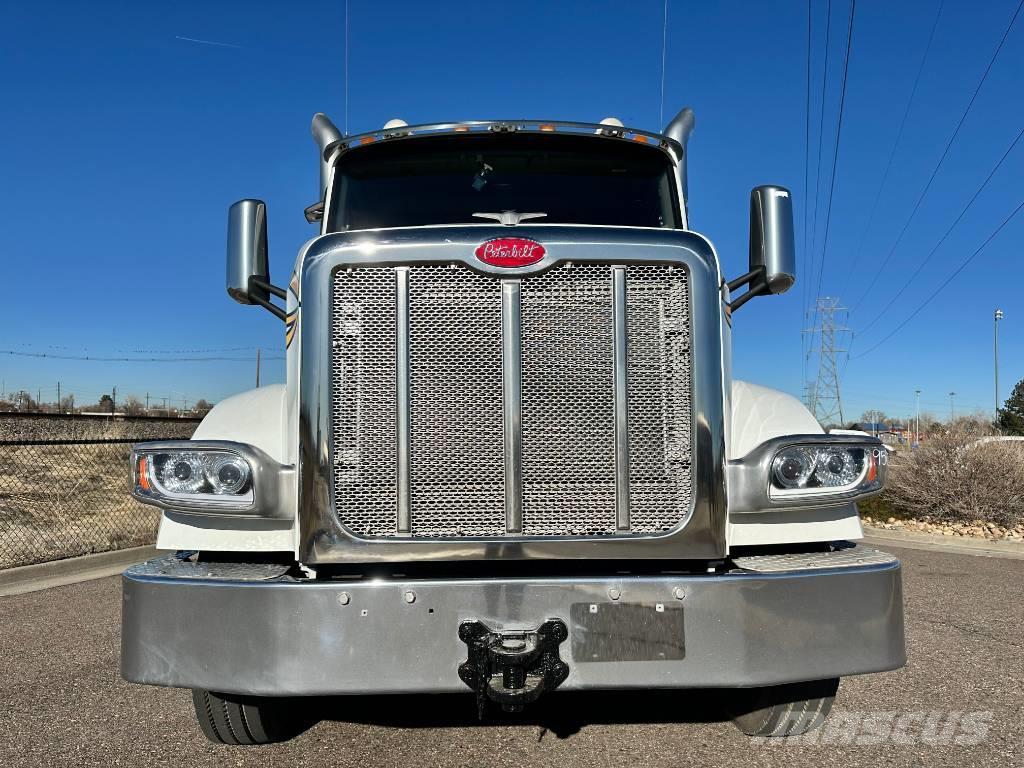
[728,185,796,310]
[227,200,285,319]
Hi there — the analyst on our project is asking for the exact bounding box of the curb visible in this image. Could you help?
[863,527,1024,560]
[0,545,158,597]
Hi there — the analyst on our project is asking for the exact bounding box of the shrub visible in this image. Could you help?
[880,425,1024,528]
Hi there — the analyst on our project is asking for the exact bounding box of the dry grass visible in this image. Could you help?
[0,415,198,569]
[869,426,1024,528]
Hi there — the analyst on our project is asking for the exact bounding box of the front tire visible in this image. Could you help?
[191,689,302,745]
[729,678,839,737]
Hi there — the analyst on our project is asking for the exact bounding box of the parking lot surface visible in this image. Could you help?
[1,544,1020,767]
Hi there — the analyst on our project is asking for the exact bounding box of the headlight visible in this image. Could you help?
[769,444,882,499]
[134,444,255,511]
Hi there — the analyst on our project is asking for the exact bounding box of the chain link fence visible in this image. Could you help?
[0,438,177,570]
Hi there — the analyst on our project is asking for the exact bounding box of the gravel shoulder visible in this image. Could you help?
[0,544,1020,768]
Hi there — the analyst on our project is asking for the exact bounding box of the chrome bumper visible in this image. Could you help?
[121,544,905,696]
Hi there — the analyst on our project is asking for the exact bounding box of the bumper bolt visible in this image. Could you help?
[403,590,417,604]
[608,587,621,601]
[337,591,351,606]
[672,587,686,601]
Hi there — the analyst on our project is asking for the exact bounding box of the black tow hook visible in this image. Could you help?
[458,619,569,718]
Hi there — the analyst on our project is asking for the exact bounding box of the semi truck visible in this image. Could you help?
[121,108,905,744]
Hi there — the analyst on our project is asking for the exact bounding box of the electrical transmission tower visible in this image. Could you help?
[804,297,849,427]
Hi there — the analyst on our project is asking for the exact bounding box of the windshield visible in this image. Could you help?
[326,133,681,232]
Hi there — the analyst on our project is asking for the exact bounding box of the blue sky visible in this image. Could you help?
[1,0,1022,421]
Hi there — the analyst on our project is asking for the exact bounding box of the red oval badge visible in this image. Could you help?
[474,237,546,268]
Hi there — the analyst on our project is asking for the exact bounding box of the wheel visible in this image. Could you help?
[729,678,839,737]
[191,689,302,745]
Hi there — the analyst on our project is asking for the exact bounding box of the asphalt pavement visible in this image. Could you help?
[1,544,1021,767]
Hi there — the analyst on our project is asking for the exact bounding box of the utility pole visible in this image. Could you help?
[805,297,849,427]
[915,389,921,447]
[37,388,41,412]
[145,392,150,413]
[995,308,1004,418]
[161,396,168,416]
[57,381,61,414]
[949,391,956,423]
[112,386,117,415]
[256,348,261,388]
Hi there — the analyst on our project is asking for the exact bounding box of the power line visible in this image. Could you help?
[840,0,944,288]
[801,0,813,383]
[812,0,857,302]
[344,0,350,135]
[807,0,833,295]
[0,350,284,363]
[852,195,1024,360]
[850,0,1024,314]
[659,0,669,127]
[857,122,1024,334]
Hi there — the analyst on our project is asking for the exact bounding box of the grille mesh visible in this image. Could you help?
[330,268,398,537]
[330,262,692,538]
[407,267,505,536]
[520,265,617,535]
[625,265,693,531]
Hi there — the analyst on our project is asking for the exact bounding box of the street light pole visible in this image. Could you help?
[949,391,956,423]
[915,389,921,446]
[995,309,1004,418]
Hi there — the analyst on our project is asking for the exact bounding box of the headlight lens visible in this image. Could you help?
[769,445,880,497]
[771,447,817,488]
[138,450,253,503]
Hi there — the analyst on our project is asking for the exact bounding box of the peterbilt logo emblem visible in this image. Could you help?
[474,237,546,267]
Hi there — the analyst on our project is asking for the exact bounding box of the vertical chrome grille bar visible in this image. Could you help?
[612,266,631,531]
[502,280,523,534]
[395,267,412,534]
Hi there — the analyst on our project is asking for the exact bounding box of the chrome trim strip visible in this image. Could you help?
[502,280,524,534]
[611,266,631,532]
[299,225,726,563]
[395,268,412,534]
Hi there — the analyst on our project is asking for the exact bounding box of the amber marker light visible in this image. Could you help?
[866,451,878,483]
[137,456,151,491]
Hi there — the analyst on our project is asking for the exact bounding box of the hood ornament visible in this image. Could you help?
[471,211,548,226]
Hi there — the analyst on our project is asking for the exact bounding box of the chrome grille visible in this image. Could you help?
[330,262,693,538]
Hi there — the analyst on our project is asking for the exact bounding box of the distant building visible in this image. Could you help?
[848,422,909,446]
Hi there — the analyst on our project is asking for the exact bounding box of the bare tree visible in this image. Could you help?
[122,396,146,416]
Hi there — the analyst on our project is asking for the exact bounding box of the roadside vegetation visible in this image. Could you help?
[860,419,1024,542]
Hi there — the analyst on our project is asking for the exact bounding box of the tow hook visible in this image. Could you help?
[457,618,569,717]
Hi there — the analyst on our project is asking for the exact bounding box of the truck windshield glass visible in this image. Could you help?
[326,134,681,231]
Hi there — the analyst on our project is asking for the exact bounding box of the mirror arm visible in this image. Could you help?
[728,281,768,312]
[726,268,763,293]
[727,268,769,312]
[248,277,287,320]
[251,277,287,300]
[249,292,287,321]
